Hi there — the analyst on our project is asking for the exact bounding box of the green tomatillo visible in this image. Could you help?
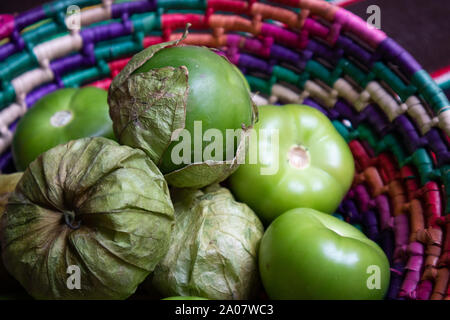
[12,87,115,171]
[108,32,256,189]
[229,104,355,223]
[259,208,390,300]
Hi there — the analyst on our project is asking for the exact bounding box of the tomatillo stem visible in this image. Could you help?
[288,145,310,169]
[63,210,81,230]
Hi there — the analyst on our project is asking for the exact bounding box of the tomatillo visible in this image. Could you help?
[12,87,114,171]
[108,36,256,189]
[132,45,254,173]
[229,104,354,223]
[259,208,390,300]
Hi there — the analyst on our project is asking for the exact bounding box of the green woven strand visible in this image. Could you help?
[42,0,101,16]
[332,120,353,142]
[0,51,38,84]
[305,60,334,87]
[372,62,417,101]
[404,148,434,184]
[412,70,450,114]
[131,12,161,34]
[272,65,303,87]
[157,0,207,10]
[439,165,450,214]
[22,21,63,46]
[94,36,143,61]
[62,60,110,88]
[0,83,16,111]
[246,75,271,95]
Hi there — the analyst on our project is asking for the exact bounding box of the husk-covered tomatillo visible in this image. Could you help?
[108,31,256,189]
[0,137,174,299]
[147,185,264,300]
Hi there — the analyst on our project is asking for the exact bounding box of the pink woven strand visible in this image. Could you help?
[334,8,386,48]
[399,242,425,298]
[303,17,329,38]
[376,194,394,231]
[416,280,433,300]
[260,23,300,48]
[0,14,14,39]
[394,214,410,261]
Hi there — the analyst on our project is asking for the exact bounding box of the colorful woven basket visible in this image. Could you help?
[0,0,449,300]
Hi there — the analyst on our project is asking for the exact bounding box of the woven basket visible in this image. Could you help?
[0,0,449,300]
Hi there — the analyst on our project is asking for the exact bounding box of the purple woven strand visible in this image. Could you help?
[111,0,156,18]
[333,100,360,124]
[307,39,343,65]
[388,262,405,299]
[81,22,133,44]
[393,115,428,153]
[270,44,306,70]
[0,151,13,172]
[15,7,46,31]
[0,42,18,62]
[334,100,390,136]
[0,29,26,62]
[340,199,362,224]
[426,128,450,166]
[50,54,90,77]
[1,83,59,172]
[336,35,373,67]
[363,210,379,241]
[302,98,332,117]
[359,104,390,134]
[25,83,59,107]
[377,38,421,77]
[237,53,272,74]
[0,120,19,172]
[379,229,395,263]
[334,100,390,135]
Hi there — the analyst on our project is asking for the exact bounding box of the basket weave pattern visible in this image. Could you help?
[0,0,449,300]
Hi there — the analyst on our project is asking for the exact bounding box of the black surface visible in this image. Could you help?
[346,0,450,74]
[0,0,45,13]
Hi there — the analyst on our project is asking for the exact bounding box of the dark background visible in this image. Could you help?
[1,0,449,79]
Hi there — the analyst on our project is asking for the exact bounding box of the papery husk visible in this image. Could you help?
[149,185,264,300]
[0,172,23,293]
[0,173,22,217]
[0,137,174,299]
[108,29,256,189]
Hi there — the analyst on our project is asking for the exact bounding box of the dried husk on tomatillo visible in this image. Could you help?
[0,137,174,299]
[0,173,22,216]
[148,185,264,300]
[108,30,256,189]
[0,172,23,293]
